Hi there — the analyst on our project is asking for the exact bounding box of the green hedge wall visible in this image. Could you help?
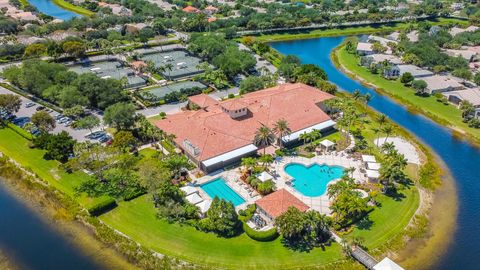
[86,197,117,216]
[242,222,279,242]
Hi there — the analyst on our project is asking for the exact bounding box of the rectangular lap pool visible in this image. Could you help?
[200,178,245,206]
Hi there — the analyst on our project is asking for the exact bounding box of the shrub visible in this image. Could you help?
[242,222,279,242]
[86,196,117,216]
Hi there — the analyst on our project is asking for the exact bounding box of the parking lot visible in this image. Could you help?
[0,86,106,142]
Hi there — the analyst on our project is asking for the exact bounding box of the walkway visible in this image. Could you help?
[351,246,378,269]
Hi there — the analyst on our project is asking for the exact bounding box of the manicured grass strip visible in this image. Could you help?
[348,187,420,249]
[0,127,109,207]
[52,0,95,17]
[255,18,467,42]
[100,195,345,270]
[336,46,480,142]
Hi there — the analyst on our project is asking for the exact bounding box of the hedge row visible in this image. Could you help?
[242,222,279,242]
[7,122,33,140]
[86,196,117,216]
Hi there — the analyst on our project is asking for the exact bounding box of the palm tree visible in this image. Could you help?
[372,127,381,147]
[299,131,312,145]
[241,157,257,173]
[164,63,174,81]
[273,119,291,149]
[382,125,394,145]
[254,124,275,155]
[352,89,362,100]
[377,114,387,128]
[381,142,395,154]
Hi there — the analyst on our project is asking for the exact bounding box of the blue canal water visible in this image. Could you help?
[0,183,102,270]
[271,36,480,269]
[285,163,344,197]
[28,0,80,21]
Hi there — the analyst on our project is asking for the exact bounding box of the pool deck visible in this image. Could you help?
[272,154,366,215]
[191,170,261,211]
[188,152,366,215]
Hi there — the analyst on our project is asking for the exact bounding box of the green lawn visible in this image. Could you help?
[100,195,345,270]
[52,0,95,17]
[336,46,480,143]
[255,18,467,42]
[347,187,420,249]
[0,127,110,207]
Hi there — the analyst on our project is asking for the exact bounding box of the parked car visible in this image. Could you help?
[25,102,36,108]
[86,131,105,139]
[35,106,45,111]
[98,135,111,143]
[54,114,64,120]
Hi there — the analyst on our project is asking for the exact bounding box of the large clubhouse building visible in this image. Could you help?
[155,83,336,172]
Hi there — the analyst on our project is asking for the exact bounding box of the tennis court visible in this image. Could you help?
[140,50,204,80]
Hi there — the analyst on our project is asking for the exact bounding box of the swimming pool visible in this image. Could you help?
[284,163,345,197]
[200,178,246,206]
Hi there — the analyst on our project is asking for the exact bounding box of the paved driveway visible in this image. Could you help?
[0,86,103,142]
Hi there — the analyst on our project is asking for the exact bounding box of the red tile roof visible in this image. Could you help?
[256,189,309,218]
[183,5,200,13]
[188,94,218,108]
[155,83,334,161]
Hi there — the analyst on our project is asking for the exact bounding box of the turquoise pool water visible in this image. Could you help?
[285,163,344,197]
[200,178,245,206]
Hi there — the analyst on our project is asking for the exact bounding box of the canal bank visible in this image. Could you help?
[271,36,479,270]
[0,163,137,270]
[27,0,83,20]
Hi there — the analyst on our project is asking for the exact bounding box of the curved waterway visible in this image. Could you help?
[0,183,103,270]
[271,36,480,269]
[28,0,80,21]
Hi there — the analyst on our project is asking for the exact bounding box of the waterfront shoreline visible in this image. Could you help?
[252,17,467,42]
[331,44,480,148]
[330,44,458,270]
[0,174,138,270]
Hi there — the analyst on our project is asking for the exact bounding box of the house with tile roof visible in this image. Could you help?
[155,83,336,172]
[255,189,309,222]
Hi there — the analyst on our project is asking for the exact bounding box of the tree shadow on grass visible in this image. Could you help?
[356,216,374,231]
[385,189,406,201]
[281,238,333,253]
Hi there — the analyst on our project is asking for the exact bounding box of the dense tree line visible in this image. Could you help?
[2,60,127,110]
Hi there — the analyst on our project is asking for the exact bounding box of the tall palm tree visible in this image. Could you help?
[372,127,381,147]
[352,89,362,100]
[273,119,291,149]
[377,114,387,129]
[254,124,275,155]
[382,125,394,144]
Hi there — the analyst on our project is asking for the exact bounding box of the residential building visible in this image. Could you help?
[255,189,309,223]
[443,88,480,118]
[444,49,477,62]
[422,75,464,94]
[449,26,479,37]
[383,64,433,80]
[356,42,374,56]
[182,5,200,13]
[155,83,336,172]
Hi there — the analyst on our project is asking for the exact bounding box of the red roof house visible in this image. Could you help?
[256,189,309,220]
[183,5,200,13]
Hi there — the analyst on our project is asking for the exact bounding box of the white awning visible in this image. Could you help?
[257,171,273,182]
[362,155,376,163]
[366,169,380,179]
[202,144,258,168]
[320,139,335,148]
[374,257,404,270]
[367,162,381,170]
[282,120,336,143]
[196,199,212,213]
[186,193,203,205]
[180,186,197,196]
